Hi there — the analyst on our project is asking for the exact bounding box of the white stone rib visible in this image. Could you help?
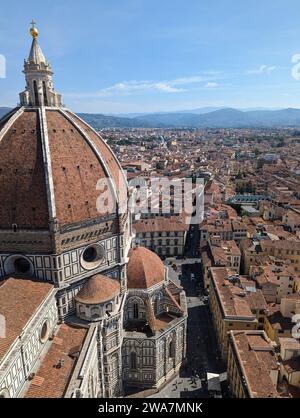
[38,106,57,221]
[64,109,128,190]
[59,108,119,207]
[0,107,25,143]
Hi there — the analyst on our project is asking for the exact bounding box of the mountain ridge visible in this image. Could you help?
[1,106,300,128]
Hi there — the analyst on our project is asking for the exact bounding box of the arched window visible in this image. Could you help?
[91,307,100,319]
[155,293,162,314]
[40,320,49,343]
[169,340,175,358]
[154,297,159,315]
[106,303,113,312]
[42,81,49,106]
[111,354,119,378]
[130,352,137,369]
[33,80,39,106]
[133,302,139,319]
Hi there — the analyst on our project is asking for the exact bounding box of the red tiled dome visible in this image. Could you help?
[0,107,127,229]
[75,274,120,304]
[127,247,165,289]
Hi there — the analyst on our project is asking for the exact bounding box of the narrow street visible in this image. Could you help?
[150,260,225,398]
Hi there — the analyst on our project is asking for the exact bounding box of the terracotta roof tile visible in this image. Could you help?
[67,112,127,204]
[46,110,116,225]
[210,267,264,318]
[230,331,280,398]
[0,107,126,230]
[25,324,87,398]
[75,274,120,304]
[134,216,189,233]
[0,109,49,229]
[0,276,54,359]
[127,247,165,289]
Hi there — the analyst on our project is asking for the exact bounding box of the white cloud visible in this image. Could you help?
[102,80,186,94]
[170,72,222,85]
[205,82,218,88]
[64,72,223,99]
[246,65,276,75]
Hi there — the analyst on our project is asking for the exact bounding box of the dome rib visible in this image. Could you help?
[0,107,24,141]
[45,108,116,225]
[66,111,128,205]
[0,106,128,229]
[39,107,56,222]
[59,108,119,206]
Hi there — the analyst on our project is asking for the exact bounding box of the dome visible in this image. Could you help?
[127,247,165,289]
[0,108,127,229]
[0,26,127,232]
[75,274,120,305]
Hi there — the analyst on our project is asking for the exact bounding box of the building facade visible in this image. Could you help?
[134,217,188,257]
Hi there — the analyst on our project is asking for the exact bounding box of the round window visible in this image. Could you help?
[14,257,31,273]
[82,246,97,262]
[40,320,50,343]
[80,244,105,270]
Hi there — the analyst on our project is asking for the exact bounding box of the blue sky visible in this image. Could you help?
[1,0,300,113]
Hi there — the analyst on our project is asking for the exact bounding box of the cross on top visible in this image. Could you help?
[30,19,36,28]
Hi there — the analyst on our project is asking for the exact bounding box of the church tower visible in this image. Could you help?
[20,20,62,107]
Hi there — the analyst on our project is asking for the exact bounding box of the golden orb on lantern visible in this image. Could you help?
[30,20,38,38]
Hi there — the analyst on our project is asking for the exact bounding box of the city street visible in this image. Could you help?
[150,260,225,398]
[185,224,200,258]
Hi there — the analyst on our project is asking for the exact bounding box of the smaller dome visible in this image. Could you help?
[127,247,165,289]
[75,274,120,305]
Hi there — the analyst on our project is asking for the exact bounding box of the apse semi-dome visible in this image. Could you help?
[127,246,165,289]
[75,274,120,305]
[0,23,127,231]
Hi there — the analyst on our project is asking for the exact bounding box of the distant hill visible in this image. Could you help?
[0,107,12,119]
[2,106,300,128]
[133,112,201,126]
[0,107,163,128]
[111,106,284,118]
[77,113,164,129]
[133,107,300,128]
[110,107,226,117]
[83,107,300,128]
